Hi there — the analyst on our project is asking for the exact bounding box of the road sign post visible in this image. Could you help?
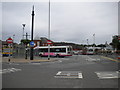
[6,37,13,62]
[30,41,35,47]
[47,40,52,60]
[6,37,13,44]
[47,40,52,45]
[118,36,120,42]
[30,41,35,60]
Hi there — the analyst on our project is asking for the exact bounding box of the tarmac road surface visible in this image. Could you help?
[2,55,119,88]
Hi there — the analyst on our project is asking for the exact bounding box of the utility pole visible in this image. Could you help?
[30,5,35,60]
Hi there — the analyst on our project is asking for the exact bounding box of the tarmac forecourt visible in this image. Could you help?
[2,57,57,63]
[2,55,120,63]
[101,56,120,63]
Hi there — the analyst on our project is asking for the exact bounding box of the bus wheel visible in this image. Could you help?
[39,54,42,57]
[56,54,59,57]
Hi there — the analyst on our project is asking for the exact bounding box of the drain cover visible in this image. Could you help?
[54,71,83,79]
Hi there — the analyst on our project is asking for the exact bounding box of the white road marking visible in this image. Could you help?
[95,71,119,79]
[86,56,101,62]
[31,63,41,65]
[56,71,61,75]
[58,60,62,62]
[0,68,21,74]
[78,73,83,78]
[67,73,71,76]
[55,71,83,79]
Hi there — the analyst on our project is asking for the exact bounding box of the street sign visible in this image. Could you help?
[6,37,13,44]
[47,40,52,45]
[118,36,120,40]
[30,41,35,47]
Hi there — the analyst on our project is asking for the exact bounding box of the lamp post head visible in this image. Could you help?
[32,5,35,16]
[32,5,34,11]
[22,24,26,27]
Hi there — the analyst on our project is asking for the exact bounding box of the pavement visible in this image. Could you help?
[1,53,120,64]
[2,57,58,63]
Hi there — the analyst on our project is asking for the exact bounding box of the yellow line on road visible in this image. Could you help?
[101,56,120,62]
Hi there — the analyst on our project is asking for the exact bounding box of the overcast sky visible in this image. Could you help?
[1,1,118,45]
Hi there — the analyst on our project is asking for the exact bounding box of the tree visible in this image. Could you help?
[97,44,106,47]
[21,39,31,45]
[111,35,120,50]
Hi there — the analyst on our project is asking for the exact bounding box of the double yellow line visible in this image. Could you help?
[101,56,120,62]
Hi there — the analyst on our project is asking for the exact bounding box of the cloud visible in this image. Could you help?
[2,2,118,45]
[50,2,118,44]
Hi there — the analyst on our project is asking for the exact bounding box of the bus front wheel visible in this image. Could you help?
[56,54,60,57]
[39,54,42,57]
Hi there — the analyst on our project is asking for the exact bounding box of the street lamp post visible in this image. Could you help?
[48,0,50,60]
[30,6,35,60]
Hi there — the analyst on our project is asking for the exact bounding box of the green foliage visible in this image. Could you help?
[111,35,120,50]
[97,44,106,47]
[21,39,31,44]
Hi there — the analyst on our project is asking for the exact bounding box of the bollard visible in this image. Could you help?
[8,59,10,62]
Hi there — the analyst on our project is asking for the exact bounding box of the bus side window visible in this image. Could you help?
[56,49,60,52]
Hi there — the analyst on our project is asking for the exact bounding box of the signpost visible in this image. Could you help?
[118,36,120,41]
[118,35,120,60]
[118,37,120,40]
[6,37,13,62]
[30,41,35,47]
[47,40,52,45]
[6,37,13,44]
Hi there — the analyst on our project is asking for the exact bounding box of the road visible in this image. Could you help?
[2,55,119,88]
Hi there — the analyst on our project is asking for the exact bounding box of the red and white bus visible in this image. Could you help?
[34,46,73,57]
